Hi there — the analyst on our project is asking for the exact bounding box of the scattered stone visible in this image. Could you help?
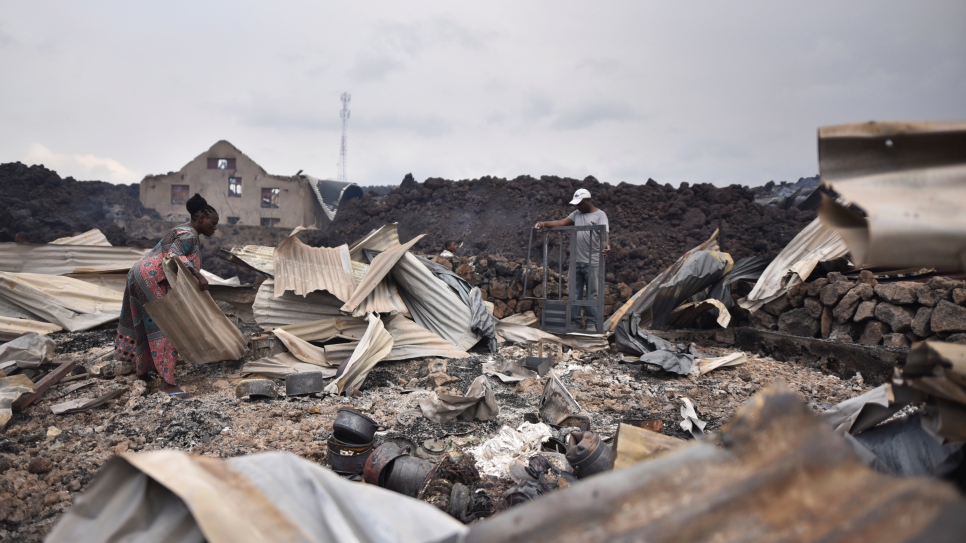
[826,272,848,283]
[820,281,853,307]
[927,276,965,291]
[917,289,943,307]
[856,270,878,286]
[805,278,828,297]
[0,456,11,473]
[873,303,915,333]
[953,288,966,306]
[853,300,877,323]
[859,321,890,345]
[514,378,543,394]
[874,282,925,305]
[778,308,820,338]
[833,288,864,323]
[882,334,910,349]
[213,379,230,388]
[829,322,856,342]
[946,333,966,345]
[803,298,823,319]
[931,301,966,333]
[751,310,777,330]
[911,307,933,338]
[45,427,61,441]
[26,457,53,474]
[763,296,791,316]
[821,306,833,338]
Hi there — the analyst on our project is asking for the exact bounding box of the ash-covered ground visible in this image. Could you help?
[0,328,869,542]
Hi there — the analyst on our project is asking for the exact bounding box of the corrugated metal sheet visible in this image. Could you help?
[605,230,720,331]
[199,270,242,287]
[0,272,122,331]
[303,175,365,222]
[382,314,470,360]
[275,316,368,342]
[0,243,148,275]
[818,121,966,269]
[739,218,849,312]
[322,342,355,365]
[351,276,408,317]
[252,280,343,330]
[464,386,966,543]
[341,235,425,315]
[49,229,112,246]
[391,252,480,351]
[0,316,62,342]
[271,328,332,367]
[348,224,400,262]
[273,237,356,301]
[241,352,336,379]
[222,245,275,276]
[324,313,393,395]
[65,273,128,293]
[143,258,248,364]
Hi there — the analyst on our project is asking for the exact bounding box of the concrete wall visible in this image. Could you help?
[139,140,317,228]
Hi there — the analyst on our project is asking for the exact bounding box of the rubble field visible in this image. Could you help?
[0,328,870,542]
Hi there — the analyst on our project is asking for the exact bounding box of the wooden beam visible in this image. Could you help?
[13,361,77,411]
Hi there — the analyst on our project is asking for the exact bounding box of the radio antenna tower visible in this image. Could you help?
[338,92,351,182]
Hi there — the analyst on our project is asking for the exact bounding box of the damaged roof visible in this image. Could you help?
[301,174,364,222]
[272,236,356,302]
[0,243,148,275]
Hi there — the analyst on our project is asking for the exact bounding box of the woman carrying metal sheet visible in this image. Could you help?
[113,194,219,397]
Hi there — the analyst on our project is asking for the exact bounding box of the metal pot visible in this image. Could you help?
[333,408,380,445]
[327,436,374,475]
[383,455,434,497]
[363,442,410,486]
[565,431,613,479]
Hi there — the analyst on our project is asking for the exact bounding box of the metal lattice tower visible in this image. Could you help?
[338,92,351,182]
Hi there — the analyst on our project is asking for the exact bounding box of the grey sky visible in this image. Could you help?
[1,1,964,186]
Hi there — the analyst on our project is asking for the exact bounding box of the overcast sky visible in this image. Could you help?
[1,2,964,187]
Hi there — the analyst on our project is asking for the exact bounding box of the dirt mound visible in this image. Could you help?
[322,174,817,285]
[0,163,158,246]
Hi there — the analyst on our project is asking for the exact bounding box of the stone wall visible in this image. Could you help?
[750,271,966,347]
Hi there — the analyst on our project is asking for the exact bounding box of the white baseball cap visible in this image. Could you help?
[569,188,591,205]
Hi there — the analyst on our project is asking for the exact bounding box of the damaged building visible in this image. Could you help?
[138,140,364,228]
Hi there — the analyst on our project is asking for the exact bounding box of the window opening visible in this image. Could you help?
[261,187,280,208]
[227,217,240,225]
[260,217,281,227]
[229,177,242,197]
[171,185,190,205]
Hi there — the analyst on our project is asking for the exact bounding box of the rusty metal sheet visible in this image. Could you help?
[273,237,356,302]
[143,258,247,364]
[350,276,408,317]
[818,121,966,269]
[271,328,334,367]
[739,217,849,312]
[0,316,61,342]
[324,313,393,395]
[0,272,123,331]
[348,223,400,262]
[341,235,425,315]
[382,314,470,360]
[391,253,480,352]
[465,386,966,543]
[252,280,343,330]
[49,229,112,246]
[0,243,148,275]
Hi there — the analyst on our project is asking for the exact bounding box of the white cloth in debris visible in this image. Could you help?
[468,422,553,478]
[0,332,55,368]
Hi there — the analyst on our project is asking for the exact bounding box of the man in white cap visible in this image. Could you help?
[535,188,610,328]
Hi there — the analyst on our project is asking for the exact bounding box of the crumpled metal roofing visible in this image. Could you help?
[0,272,122,331]
[464,386,966,543]
[272,236,356,301]
[0,316,61,342]
[275,316,368,343]
[0,243,148,275]
[324,313,393,395]
[818,121,966,269]
[350,276,408,317]
[303,175,364,222]
[143,258,248,365]
[739,217,850,312]
[391,252,480,351]
[252,280,342,330]
[49,228,112,247]
[241,352,334,379]
[271,328,332,367]
[348,224,400,262]
[221,245,275,277]
[383,314,469,360]
[341,235,425,315]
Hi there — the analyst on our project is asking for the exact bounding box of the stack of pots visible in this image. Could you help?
[363,442,436,497]
[327,409,379,475]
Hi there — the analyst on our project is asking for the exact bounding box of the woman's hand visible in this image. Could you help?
[197,274,209,291]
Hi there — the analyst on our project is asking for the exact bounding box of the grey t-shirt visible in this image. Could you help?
[568,209,609,265]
